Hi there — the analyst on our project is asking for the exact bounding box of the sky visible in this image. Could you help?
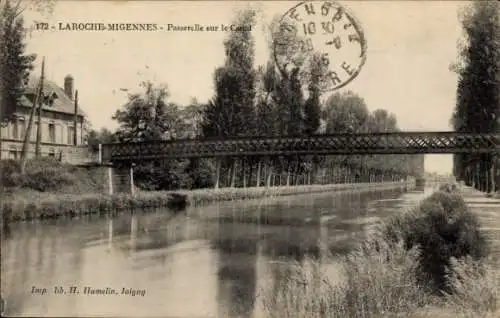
[22,0,470,174]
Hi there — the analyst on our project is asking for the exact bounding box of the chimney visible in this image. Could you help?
[64,74,74,100]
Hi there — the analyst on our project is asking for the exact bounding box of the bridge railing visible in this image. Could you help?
[99,131,500,163]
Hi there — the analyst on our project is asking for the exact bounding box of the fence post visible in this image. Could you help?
[214,157,221,189]
[256,160,261,188]
[98,144,103,164]
[107,165,114,195]
[130,163,135,196]
[490,158,496,194]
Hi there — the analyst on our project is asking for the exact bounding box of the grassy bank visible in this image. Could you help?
[1,182,407,223]
[261,185,499,318]
[1,190,189,223]
[180,182,408,207]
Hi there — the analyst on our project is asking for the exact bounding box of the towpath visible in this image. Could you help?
[461,186,500,282]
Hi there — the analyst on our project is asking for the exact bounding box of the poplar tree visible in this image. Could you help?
[303,54,323,135]
[202,9,257,138]
[452,1,500,192]
[202,9,257,187]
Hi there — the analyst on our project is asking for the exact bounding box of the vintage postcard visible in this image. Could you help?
[1,0,499,317]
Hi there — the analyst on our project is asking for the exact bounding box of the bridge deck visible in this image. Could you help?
[100,132,500,163]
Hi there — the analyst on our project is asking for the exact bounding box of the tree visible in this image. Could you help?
[324,91,369,134]
[270,65,305,137]
[202,9,257,138]
[112,81,181,142]
[0,0,55,123]
[111,81,190,190]
[179,98,204,139]
[303,54,323,135]
[202,9,258,188]
[451,1,500,192]
[86,127,116,149]
[256,61,280,136]
[0,0,36,123]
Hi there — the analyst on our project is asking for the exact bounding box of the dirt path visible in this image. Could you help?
[460,186,500,282]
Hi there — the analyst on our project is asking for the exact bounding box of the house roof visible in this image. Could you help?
[20,75,87,117]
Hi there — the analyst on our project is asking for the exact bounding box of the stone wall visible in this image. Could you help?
[110,166,135,194]
[0,140,99,165]
[60,146,99,165]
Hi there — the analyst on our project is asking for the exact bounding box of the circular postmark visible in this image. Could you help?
[273,1,367,91]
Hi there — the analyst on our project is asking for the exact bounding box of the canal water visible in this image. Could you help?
[1,186,432,317]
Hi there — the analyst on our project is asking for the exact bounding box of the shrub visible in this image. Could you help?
[1,158,108,193]
[1,159,22,187]
[23,166,76,192]
[380,189,489,295]
[438,183,459,193]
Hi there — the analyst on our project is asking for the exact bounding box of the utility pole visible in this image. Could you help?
[20,57,44,173]
[35,57,46,157]
[73,90,78,145]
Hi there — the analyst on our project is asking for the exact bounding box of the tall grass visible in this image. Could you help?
[260,185,498,318]
[262,240,432,318]
[442,257,499,316]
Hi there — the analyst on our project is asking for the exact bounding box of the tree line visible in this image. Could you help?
[88,10,424,190]
[2,3,424,190]
[451,1,499,193]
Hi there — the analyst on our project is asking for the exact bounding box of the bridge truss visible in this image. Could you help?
[100,132,500,163]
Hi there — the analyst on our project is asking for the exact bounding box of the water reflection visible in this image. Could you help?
[1,186,426,317]
[215,227,258,318]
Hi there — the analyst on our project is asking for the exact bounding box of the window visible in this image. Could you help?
[48,148,55,158]
[67,126,74,145]
[18,118,26,140]
[8,146,17,159]
[48,123,55,143]
[50,92,58,103]
[11,120,18,139]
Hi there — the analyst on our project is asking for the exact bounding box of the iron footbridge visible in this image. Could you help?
[99,131,500,163]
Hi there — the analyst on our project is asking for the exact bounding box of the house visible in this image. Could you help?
[0,74,91,162]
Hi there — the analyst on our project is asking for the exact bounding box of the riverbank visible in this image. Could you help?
[1,181,410,224]
[261,185,499,317]
[180,181,410,206]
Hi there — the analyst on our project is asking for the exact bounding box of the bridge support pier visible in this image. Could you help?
[488,158,496,193]
[415,177,425,189]
[256,160,261,187]
[214,158,221,189]
[106,163,135,195]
